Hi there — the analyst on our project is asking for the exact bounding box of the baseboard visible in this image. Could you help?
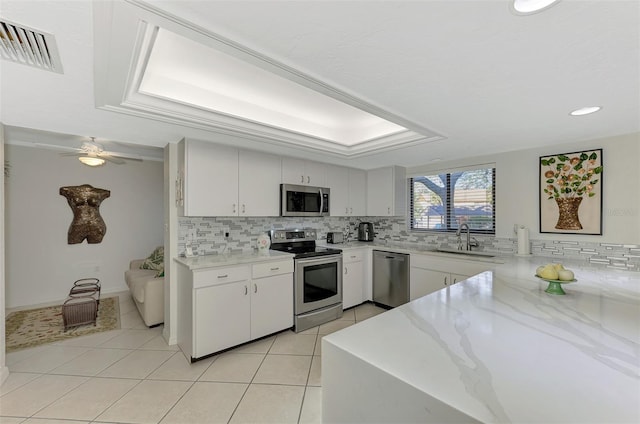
[163,327,177,346]
[1,366,9,386]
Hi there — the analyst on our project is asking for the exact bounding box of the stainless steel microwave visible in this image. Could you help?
[280,184,330,217]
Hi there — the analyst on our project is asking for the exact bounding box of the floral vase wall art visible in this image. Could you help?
[539,149,603,235]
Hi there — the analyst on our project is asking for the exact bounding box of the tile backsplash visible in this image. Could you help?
[179,216,640,271]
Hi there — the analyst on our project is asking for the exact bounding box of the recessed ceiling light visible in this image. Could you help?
[512,0,561,15]
[570,106,602,116]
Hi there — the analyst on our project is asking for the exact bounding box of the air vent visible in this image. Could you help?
[0,19,63,73]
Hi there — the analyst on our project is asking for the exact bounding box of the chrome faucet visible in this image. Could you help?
[456,223,478,251]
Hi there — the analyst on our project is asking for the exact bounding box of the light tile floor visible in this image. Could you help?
[2,293,385,423]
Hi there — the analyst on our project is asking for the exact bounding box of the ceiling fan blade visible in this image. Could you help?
[36,143,82,153]
[60,152,83,157]
[102,155,126,165]
[103,150,143,161]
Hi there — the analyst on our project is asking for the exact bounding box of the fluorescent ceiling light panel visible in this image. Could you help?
[139,29,407,146]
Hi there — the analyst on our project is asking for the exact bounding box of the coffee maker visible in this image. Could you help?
[357,222,375,242]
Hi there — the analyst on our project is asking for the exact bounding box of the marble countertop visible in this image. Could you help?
[324,256,640,423]
[174,250,293,270]
[318,240,506,263]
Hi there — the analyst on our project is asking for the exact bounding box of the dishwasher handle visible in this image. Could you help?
[385,255,406,261]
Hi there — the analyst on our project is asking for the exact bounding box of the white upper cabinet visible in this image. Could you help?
[366,166,407,216]
[179,139,281,217]
[238,150,281,216]
[179,139,239,217]
[282,157,327,187]
[348,169,367,216]
[327,165,366,216]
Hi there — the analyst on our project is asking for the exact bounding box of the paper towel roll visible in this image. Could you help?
[517,226,530,255]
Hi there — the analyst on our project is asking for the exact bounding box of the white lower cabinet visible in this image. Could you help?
[178,259,293,360]
[195,280,251,357]
[409,268,470,301]
[342,249,366,309]
[250,262,294,340]
[409,254,492,301]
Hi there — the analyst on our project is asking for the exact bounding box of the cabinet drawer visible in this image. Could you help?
[193,265,250,288]
[252,260,293,279]
[343,250,365,263]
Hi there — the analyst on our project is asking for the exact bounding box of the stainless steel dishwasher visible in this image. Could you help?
[372,250,410,308]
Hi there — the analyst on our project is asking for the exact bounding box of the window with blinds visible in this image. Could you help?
[410,167,495,233]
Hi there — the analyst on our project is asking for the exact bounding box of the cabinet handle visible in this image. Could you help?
[254,284,257,293]
[350,255,357,259]
[350,207,353,214]
[270,267,280,271]
[244,285,248,295]
[232,203,236,213]
[301,175,304,183]
[218,274,228,279]
[453,278,458,284]
[345,207,349,214]
[242,204,246,213]
[307,176,310,184]
[444,276,448,286]
[388,207,391,215]
[344,266,348,275]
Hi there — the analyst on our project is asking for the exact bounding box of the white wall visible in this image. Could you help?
[1,124,8,384]
[4,144,164,308]
[408,132,640,244]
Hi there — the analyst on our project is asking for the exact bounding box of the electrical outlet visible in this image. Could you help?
[225,232,230,238]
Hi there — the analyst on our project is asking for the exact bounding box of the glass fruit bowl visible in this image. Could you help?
[535,275,577,295]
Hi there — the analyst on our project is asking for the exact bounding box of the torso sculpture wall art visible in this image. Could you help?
[60,184,111,244]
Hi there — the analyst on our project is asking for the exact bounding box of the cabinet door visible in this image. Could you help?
[367,167,393,216]
[409,267,450,300]
[281,158,327,186]
[343,260,364,309]
[250,274,294,339]
[326,165,350,216]
[366,166,406,216]
[194,281,250,357]
[281,157,306,185]
[239,150,281,216]
[184,140,239,216]
[305,161,327,187]
[348,169,367,216]
[450,273,470,285]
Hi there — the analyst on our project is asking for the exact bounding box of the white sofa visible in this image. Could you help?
[124,259,164,327]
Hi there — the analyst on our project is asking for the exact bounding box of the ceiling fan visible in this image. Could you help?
[61,137,143,166]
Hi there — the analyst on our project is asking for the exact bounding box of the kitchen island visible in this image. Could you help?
[322,257,640,423]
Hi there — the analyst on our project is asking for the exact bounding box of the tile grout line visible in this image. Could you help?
[297,332,320,424]
[225,337,275,423]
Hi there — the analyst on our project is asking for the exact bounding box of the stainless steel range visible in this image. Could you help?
[270,229,343,332]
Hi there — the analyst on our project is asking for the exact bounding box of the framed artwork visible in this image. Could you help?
[539,148,603,235]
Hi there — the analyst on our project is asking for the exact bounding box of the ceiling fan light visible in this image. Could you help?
[79,156,105,166]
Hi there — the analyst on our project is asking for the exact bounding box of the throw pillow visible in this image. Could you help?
[141,246,164,272]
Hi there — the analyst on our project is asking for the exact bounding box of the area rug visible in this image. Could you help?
[5,296,120,352]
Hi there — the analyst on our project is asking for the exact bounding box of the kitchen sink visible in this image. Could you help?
[435,248,495,258]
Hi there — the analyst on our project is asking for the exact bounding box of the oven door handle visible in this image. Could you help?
[295,255,342,267]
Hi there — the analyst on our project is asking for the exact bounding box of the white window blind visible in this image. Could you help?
[410,167,495,233]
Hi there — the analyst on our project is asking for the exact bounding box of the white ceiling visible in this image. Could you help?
[1,0,638,169]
